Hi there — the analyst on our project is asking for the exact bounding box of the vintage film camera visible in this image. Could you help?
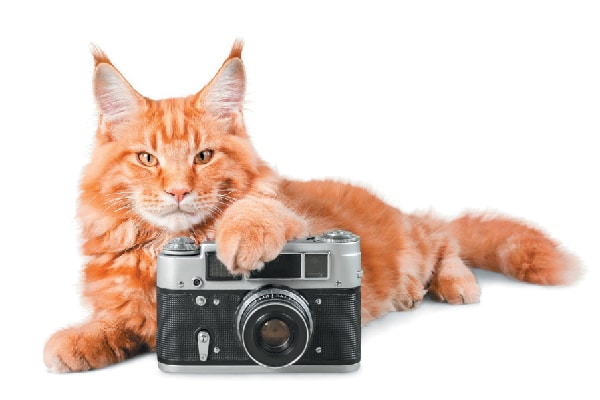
[156,230,362,373]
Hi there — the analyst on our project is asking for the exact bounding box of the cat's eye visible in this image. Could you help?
[137,152,158,167]
[194,150,214,165]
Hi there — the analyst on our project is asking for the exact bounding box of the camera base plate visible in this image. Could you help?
[158,362,360,374]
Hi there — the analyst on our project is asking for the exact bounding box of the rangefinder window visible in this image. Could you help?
[249,254,302,279]
[206,253,242,281]
[304,254,329,278]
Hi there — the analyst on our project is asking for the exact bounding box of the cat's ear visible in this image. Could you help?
[91,45,145,124]
[198,40,246,117]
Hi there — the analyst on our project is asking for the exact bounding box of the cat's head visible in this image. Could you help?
[81,41,276,235]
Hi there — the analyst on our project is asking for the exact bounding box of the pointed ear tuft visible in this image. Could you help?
[200,47,246,117]
[90,43,111,66]
[93,61,143,124]
[228,38,244,59]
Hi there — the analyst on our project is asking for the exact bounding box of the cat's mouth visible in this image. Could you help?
[162,205,196,217]
[157,198,201,216]
[135,190,231,233]
[138,202,207,233]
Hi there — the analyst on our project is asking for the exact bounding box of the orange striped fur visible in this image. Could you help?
[44,40,581,372]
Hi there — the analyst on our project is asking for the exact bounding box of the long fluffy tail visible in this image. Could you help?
[450,213,581,285]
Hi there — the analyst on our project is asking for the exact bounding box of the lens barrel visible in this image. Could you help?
[237,286,313,368]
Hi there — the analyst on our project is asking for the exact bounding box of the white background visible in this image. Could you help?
[1,1,598,399]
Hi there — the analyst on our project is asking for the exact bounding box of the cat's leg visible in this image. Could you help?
[44,251,156,372]
[360,271,427,325]
[359,244,431,325]
[428,243,481,304]
[393,273,428,310]
[215,196,308,274]
[43,317,151,372]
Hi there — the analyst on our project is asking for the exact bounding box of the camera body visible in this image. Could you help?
[156,230,362,373]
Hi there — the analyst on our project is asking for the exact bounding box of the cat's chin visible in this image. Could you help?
[141,210,206,233]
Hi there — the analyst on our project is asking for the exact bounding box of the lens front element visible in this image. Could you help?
[260,318,291,350]
[237,286,313,368]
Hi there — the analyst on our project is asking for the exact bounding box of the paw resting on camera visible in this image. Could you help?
[215,197,308,275]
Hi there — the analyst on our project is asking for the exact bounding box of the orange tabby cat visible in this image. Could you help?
[43,40,580,372]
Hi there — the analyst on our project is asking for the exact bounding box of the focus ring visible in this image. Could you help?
[237,286,313,368]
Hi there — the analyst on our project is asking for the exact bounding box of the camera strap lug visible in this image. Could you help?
[197,330,211,362]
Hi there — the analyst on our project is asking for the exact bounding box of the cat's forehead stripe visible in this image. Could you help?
[159,100,186,140]
[147,99,197,149]
[142,99,204,156]
[145,124,158,152]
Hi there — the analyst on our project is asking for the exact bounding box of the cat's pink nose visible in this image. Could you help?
[166,188,191,203]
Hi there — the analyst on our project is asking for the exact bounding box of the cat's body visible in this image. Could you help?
[43,41,580,372]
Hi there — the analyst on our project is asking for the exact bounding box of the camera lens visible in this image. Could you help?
[237,286,313,368]
[259,318,291,350]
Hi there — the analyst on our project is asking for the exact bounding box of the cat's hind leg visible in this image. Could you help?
[428,245,481,305]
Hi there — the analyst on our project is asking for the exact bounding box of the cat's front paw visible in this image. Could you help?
[216,197,307,275]
[44,322,117,372]
[44,320,147,372]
